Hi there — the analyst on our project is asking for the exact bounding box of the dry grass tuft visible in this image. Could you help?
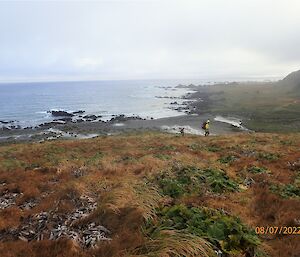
[128,229,214,257]
[0,132,299,257]
[98,178,161,222]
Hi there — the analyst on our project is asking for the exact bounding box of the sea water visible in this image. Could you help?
[0,79,199,128]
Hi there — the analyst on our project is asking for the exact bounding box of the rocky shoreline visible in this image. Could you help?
[0,86,249,143]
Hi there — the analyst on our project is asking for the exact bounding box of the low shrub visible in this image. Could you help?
[247,166,269,174]
[85,152,104,165]
[202,168,238,193]
[270,184,300,198]
[158,178,184,198]
[188,143,202,151]
[218,155,237,164]
[159,145,177,151]
[0,159,27,172]
[206,145,222,152]
[270,171,300,198]
[154,166,238,197]
[280,140,293,146]
[146,204,260,255]
[257,152,280,161]
[154,153,171,160]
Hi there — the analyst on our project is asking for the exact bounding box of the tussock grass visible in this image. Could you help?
[129,229,214,257]
[98,178,161,222]
[0,132,299,257]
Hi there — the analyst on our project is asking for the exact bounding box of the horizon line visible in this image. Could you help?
[0,74,284,85]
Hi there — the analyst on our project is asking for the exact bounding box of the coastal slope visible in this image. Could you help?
[0,132,299,257]
[184,70,300,132]
[280,69,300,90]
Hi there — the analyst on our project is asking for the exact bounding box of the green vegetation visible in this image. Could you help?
[280,140,293,146]
[257,152,280,161]
[0,158,27,171]
[202,168,238,193]
[218,155,237,164]
[206,145,222,152]
[195,78,300,132]
[0,132,299,257]
[270,184,300,198]
[117,155,137,163]
[146,204,260,255]
[154,153,171,160]
[188,143,202,151]
[270,171,299,198]
[247,166,270,174]
[159,145,177,151]
[154,165,238,197]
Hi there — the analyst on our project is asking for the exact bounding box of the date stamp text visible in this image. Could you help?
[255,226,300,235]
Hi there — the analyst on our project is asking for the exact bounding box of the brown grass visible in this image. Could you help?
[0,132,299,257]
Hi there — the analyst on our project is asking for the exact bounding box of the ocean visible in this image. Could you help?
[0,79,199,128]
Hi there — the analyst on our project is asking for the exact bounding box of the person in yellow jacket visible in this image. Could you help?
[202,119,210,136]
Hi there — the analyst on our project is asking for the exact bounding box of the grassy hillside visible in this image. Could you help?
[0,132,299,257]
[190,71,300,132]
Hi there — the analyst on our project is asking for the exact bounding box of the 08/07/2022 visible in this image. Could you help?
[255,226,300,235]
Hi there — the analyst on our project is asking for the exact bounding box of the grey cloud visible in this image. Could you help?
[0,0,299,81]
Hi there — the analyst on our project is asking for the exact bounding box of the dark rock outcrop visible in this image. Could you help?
[72,110,85,115]
[38,121,65,129]
[48,110,74,117]
[83,115,98,121]
[109,114,143,123]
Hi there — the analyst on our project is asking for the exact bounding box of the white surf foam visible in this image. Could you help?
[161,125,205,136]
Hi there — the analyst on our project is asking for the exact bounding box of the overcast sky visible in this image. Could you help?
[0,0,300,82]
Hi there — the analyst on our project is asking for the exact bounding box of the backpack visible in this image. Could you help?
[201,122,206,130]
